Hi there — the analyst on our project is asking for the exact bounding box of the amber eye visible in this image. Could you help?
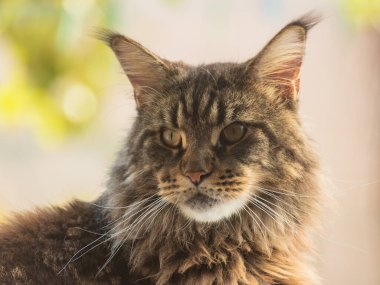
[220,122,246,145]
[161,129,182,148]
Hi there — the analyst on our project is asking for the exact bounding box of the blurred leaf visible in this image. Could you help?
[340,0,380,28]
[0,0,120,143]
[162,0,183,7]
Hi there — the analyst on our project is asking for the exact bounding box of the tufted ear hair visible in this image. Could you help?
[247,13,320,107]
[98,30,173,109]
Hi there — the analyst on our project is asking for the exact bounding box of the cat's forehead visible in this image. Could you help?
[178,63,246,92]
[142,63,269,132]
[158,64,254,127]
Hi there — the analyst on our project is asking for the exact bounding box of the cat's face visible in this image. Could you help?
[137,65,279,222]
[103,18,316,223]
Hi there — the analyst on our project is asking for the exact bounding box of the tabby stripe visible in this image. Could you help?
[231,104,245,120]
[137,129,156,148]
[216,99,226,125]
[202,90,218,118]
[170,102,179,128]
[159,110,164,122]
[191,91,201,124]
[249,122,278,145]
[216,76,228,90]
[191,72,209,124]
[179,94,189,119]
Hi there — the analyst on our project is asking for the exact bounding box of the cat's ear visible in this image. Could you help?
[99,31,172,109]
[247,13,320,106]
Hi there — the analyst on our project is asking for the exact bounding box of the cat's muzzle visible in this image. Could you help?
[184,193,220,210]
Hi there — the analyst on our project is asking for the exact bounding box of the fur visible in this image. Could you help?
[0,13,324,285]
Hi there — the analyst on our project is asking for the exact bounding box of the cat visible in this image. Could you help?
[0,13,324,285]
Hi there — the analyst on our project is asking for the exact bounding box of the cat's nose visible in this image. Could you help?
[185,171,208,185]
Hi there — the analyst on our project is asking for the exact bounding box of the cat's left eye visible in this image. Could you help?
[220,122,247,145]
[161,129,182,148]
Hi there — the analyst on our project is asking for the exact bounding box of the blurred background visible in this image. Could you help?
[0,0,379,284]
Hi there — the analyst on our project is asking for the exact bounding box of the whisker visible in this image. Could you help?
[248,198,279,225]
[130,201,168,247]
[127,201,168,263]
[59,197,160,274]
[100,196,157,230]
[96,199,166,275]
[58,225,123,274]
[131,200,167,241]
[257,186,317,198]
[246,183,318,198]
[248,196,294,230]
[90,195,154,210]
[255,195,298,224]
[119,199,164,234]
[256,188,300,212]
[96,199,168,275]
[73,227,104,236]
[241,204,266,239]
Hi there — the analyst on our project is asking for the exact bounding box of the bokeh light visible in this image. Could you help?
[0,0,119,143]
[0,1,379,284]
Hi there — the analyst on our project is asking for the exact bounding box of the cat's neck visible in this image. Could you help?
[100,178,318,284]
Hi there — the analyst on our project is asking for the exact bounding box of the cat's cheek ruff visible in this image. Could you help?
[178,189,251,223]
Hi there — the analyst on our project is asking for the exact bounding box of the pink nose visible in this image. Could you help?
[185,172,207,185]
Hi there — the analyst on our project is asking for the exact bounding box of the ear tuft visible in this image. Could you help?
[93,28,120,47]
[287,11,322,33]
[249,12,321,105]
[95,29,171,109]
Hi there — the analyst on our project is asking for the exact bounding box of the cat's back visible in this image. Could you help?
[0,200,129,284]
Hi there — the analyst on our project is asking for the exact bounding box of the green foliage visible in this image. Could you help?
[340,0,380,28]
[0,0,118,143]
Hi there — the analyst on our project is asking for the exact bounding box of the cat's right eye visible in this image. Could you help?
[220,122,247,145]
[161,129,182,148]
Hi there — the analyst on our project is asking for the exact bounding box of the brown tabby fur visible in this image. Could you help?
[0,13,324,284]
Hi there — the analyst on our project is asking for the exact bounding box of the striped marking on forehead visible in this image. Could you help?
[176,69,230,127]
[163,91,249,131]
[160,67,249,129]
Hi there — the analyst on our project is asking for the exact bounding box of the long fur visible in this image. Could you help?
[0,13,324,285]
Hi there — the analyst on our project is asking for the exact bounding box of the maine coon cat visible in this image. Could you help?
[0,13,323,285]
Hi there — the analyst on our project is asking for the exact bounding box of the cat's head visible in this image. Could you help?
[103,14,319,223]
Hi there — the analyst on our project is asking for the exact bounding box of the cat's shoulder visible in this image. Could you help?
[0,200,121,284]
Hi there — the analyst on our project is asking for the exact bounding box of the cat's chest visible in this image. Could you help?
[128,238,265,285]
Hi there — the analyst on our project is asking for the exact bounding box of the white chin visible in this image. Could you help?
[179,192,249,223]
